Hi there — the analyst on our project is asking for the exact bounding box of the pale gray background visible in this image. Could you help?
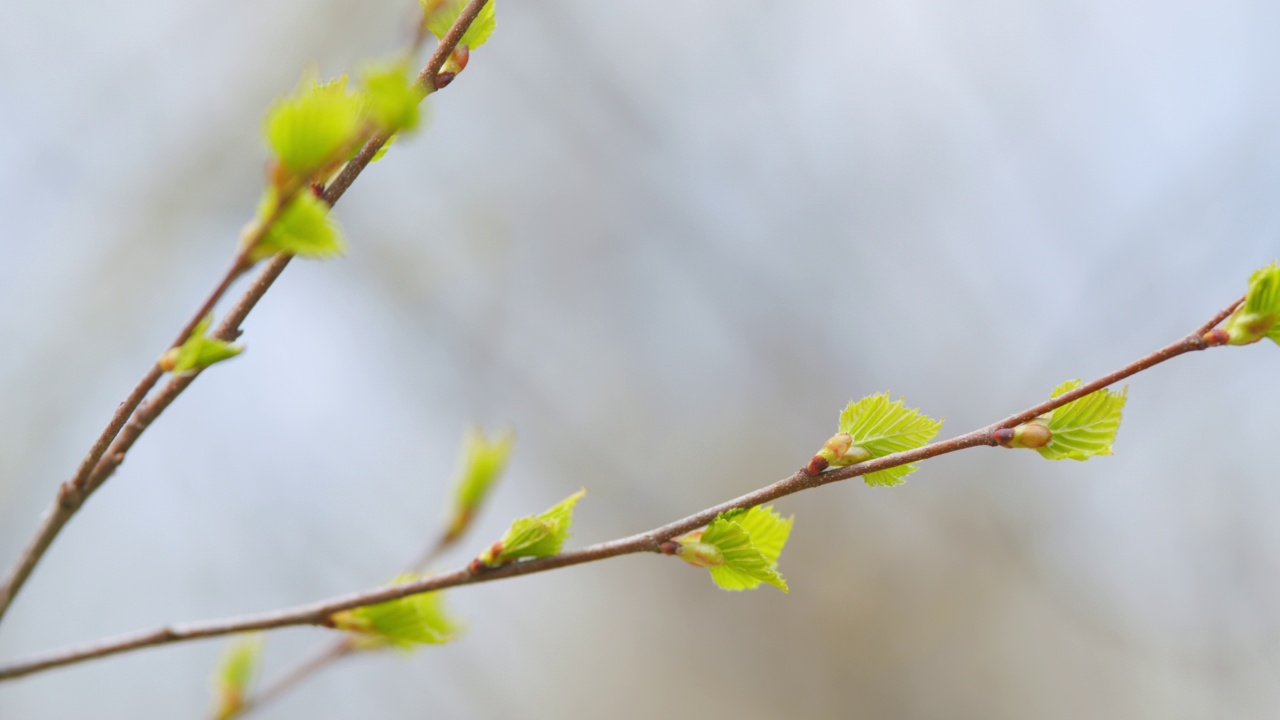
[1,0,1279,718]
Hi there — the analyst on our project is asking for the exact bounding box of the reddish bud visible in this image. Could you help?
[451,45,470,72]
[805,456,829,476]
[268,160,289,189]
[157,348,179,373]
[659,541,680,555]
[433,71,456,90]
[1202,328,1229,346]
[993,428,1016,448]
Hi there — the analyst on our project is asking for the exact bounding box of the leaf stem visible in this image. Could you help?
[0,295,1243,681]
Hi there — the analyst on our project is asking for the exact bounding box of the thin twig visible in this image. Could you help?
[234,638,356,717]
[0,0,493,627]
[239,505,460,714]
[0,254,250,623]
[0,296,1242,681]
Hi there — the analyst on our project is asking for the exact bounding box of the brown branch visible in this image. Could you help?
[0,254,251,623]
[233,638,356,717]
[238,499,462,715]
[0,296,1242,681]
[0,0,494,626]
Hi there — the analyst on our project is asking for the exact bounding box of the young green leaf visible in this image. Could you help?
[326,575,460,649]
[158,314,243,375]
[210,634,263,720]
[809,393,942,486]
[475,489,584,567]
[265,73,367,180]
[423,0,497,50]
[445,428,515,543]
[1017,379,1127,461]
[674,505,793,593]
[246,190,346,262]
[361,62,425,133]
[1220,261,1280,346]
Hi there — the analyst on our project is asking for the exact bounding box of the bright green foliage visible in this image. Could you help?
[327,575,460,649]
[676,506,793,593]
[424,0,497,49]
[159,315,242,375]
[265,73,366,179]
[248,190,346,262]
[362,62,424,133]
[1222,262,1280,346]
[476,489,584,566]
[445,428,515,542]
[835,393,943,486]
[1036,380,1128,461]
[210,634,262,720]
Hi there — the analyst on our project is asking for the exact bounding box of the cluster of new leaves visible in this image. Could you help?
[326,575,460,649]
[474,489,585,567]
[210,635,263,720]
[158,315,242,375]
[808,393,943,486]
[445,428,515,542]
[244,57,432,263]
[1219,261,1280,346]
[674,506,793,593]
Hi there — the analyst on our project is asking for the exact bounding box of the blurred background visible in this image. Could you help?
[2,0,1279,717]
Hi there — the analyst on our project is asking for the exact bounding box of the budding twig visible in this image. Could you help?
[0,295,1243,681]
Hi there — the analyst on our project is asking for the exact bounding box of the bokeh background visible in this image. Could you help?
[2,0,1279,717]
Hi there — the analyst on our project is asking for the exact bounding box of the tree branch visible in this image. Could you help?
[0,295,1242,681]
[0,0,494,628]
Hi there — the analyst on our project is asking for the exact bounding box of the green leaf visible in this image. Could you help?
[835,393,943,486]
[424,0,497,50]
[159,314,243,375]
[211,634,262,720]
[477,489,584,566]
[1037,379,1128,461]
[248,190,346,262]
[362,62,424,133]
[678,505,793,593]
[723,505,793,563]
[445,428,515,542]
[327,574,460,649]
[1223,262,1280,346]
[265,73,367,179]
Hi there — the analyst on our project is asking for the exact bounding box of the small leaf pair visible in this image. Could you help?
[158,315,242,375]
[806,393,943,487]
[671,505,794,593]
[240,188,346,262]
[473,489,585,569]
[444,428,515,543]
[210,635,263,720]
[996,380,1127,461]
[423,0,497,51]
[325,574,461,649]
[1211,262,1280,347]
[422,0,497,88]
